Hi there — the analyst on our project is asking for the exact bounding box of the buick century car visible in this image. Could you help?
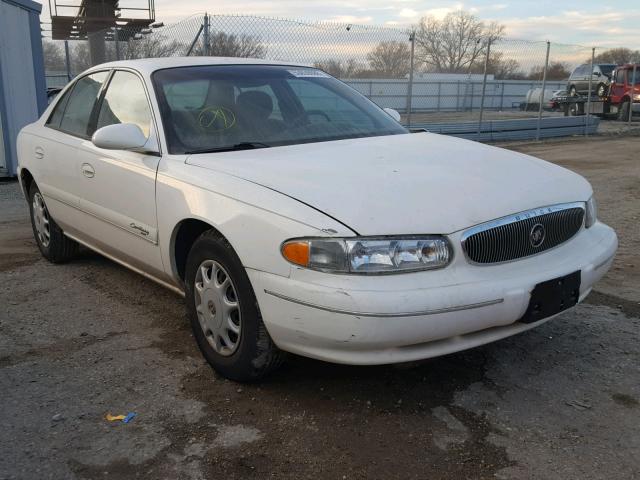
[18,58,618,381]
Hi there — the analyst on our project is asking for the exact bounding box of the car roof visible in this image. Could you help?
[85,57,311,76]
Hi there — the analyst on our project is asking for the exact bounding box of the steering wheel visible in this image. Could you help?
[306,110,332,122]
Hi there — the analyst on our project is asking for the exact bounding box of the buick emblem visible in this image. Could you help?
[529,223,545,248]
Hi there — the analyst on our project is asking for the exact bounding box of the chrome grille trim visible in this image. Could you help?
[461,202,585,265]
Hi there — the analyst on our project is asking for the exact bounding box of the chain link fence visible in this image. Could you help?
[42,13,640,139]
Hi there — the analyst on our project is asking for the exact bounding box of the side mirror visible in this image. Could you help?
[594,71,601,77]
[92,123,149,151]
[383,107,402,122]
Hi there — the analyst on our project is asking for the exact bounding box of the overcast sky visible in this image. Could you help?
[40,0,640,48]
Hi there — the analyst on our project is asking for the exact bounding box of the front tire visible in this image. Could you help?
[596,83,607,98]
[569,85,577,97]
[617,100,630,121]
[28,183,78,263]
[185,231,285,381]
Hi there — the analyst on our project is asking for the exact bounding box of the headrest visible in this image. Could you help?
[236,90,273,120]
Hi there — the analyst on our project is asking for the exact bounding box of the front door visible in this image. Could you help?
[76,69,164,278]
[609,69,627,105]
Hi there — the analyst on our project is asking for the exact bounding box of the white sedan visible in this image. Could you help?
[18,58,617,381]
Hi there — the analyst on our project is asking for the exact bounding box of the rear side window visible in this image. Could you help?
[46,87,73,128]
[96,71,152,138]
[52,71,109,137]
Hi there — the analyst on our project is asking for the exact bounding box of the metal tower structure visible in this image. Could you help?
[49,0,155,64]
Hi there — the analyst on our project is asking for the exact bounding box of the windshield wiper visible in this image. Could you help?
[185,142,271,155]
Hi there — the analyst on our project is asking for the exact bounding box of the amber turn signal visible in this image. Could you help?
[281,241,310,267]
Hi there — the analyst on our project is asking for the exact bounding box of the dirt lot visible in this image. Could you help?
[1,136,639,480]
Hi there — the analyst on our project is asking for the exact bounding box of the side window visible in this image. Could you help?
[615,69,626,84]
[46,87,73,128]
[96,71,152,138]
[57,71,109,137]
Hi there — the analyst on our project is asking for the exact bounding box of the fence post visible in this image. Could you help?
[115,27,120,60]
[203,13,210,56]
[586,47,595,136]
[536,41,551,141]
[477,38,491,137]
[405,30,416,127]
[186,24,204,56]
[64,40,72,81]
[629,63,637,125]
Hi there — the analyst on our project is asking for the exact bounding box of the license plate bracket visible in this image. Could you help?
[519,270,581,324]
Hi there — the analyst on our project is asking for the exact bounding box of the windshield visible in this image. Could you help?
[152,65,408,154]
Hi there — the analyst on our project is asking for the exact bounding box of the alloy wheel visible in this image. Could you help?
[32,192,51,248]
[194,259,241,356]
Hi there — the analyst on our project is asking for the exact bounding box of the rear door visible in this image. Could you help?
[35,71,109,229]
[75,69,164,277]
[577,65,589,92]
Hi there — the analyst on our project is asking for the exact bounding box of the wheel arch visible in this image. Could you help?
[19,167,35,199]
[170,217,230,285]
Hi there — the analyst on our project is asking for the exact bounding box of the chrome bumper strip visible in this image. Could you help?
[264,289,504,318]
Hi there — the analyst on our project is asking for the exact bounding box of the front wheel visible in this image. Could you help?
[185,231,285,381]
[596,83,607,98]
[28,183,78,263]
[617,101,630,121]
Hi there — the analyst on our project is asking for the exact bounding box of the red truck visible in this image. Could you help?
[560,64,639,120]
[608,64,640,119]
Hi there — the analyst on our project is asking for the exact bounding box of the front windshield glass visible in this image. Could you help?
[599,65,616,76]
[152,65,408,154]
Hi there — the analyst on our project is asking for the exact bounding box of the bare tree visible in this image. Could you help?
[366,40,410,78]
[414,10,504,73]
[42,41,66,71]
[122,35,185,60]
[196,31,266,58]
[592,48,640,65]
[313,59,361,78]
[528,61,571,81]
[469,51,524,79]
[70,42,92,73]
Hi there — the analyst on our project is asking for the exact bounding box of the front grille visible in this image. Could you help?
[461,203,585,264]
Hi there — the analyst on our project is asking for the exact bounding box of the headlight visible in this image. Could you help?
[634,94,640,101]
[585,196,597,228]
[281,236,452,274]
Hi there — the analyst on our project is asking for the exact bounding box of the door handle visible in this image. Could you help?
[81,163,95,178]
[34,147,44,159]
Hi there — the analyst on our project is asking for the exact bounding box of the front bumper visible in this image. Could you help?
[248,222,617,365]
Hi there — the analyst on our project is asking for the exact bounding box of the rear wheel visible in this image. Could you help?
[28,183,78,263]
[185,230,285,381]
[569,85,577,97]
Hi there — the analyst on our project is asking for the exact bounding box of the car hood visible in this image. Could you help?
[186,132,591,235]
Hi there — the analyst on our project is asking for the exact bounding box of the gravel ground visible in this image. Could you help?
[1,136,639,480]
